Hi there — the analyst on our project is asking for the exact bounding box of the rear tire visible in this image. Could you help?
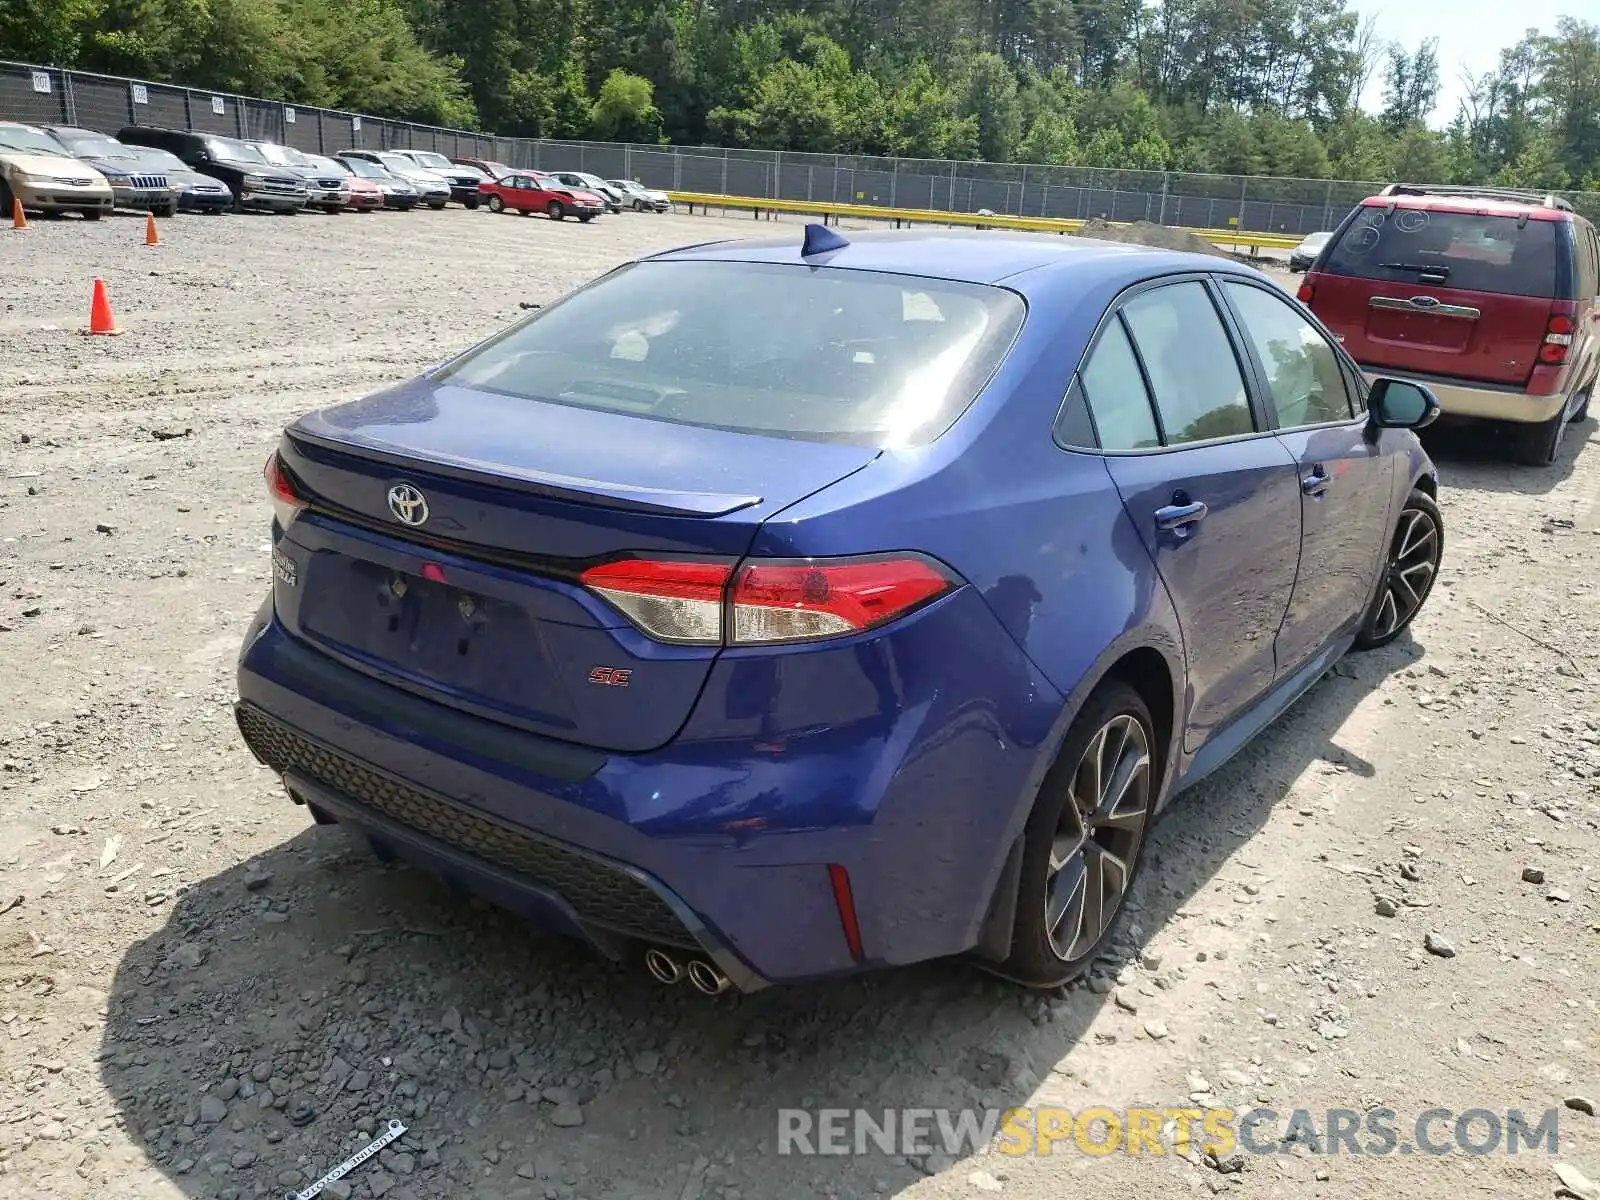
[82,208,102,221]
[1514,409,1566,466]
[999,682,1158,989]
[1354,489,1443,650]
[488,194,504,213]
[428,200,447,211]
[1570,387,1591,423]
[464,197,480,210]
[547,200,565,221]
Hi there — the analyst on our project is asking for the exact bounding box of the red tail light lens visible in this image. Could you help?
[1296,282,1314,304]
[263,452,305,530]
[580,555,955,645]
[1542,307,1576,365]
[579,559,731,644]
[730,557,953,644]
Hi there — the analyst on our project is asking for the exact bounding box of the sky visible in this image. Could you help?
[1350,0,1574,124]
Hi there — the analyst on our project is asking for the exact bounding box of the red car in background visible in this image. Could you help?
[478,172,607,221]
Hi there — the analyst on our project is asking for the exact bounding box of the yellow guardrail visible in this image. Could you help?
[665,191,1304,254]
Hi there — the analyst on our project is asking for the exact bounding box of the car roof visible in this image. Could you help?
[644,227,1253,287]
[1359,194,1568,222]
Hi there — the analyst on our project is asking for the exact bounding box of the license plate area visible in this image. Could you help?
[295,556,575,723]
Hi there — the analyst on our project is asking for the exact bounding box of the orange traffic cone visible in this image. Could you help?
[11,198,25,229]
[144,212,159,246]
[85,279,121,336]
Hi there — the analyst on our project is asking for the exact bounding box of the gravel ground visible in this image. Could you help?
[1,206,1598,1200]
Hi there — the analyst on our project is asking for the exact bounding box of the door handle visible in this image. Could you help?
[1155,500,1208,533]
[1302,466,1331,497]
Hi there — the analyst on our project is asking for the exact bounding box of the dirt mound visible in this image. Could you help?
[1078,217,1233,258]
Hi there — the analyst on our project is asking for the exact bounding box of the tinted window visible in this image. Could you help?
[436,261,1026,448]
[1225,284,1352,426]
[1121,283,1254,445]
[1323,207,1559,297]
[1079,318,1159,450]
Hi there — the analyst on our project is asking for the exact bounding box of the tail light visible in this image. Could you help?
[1540,307,1576,365]
[579,559,730,644]
[263,452,305,530]
[579,554,955,646]
[1296,281,1314,304]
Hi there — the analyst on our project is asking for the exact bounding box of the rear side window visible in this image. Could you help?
[1121,283,1255,445]
[436,260,1026,448]
[1079,319,1160,450]
[1323,207,1559,297]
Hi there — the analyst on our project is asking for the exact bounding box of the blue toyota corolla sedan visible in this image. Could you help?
[236,226,1444,994]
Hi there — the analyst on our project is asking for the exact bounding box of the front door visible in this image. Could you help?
[1219,280,1396,676]
[1081,279,1305,752]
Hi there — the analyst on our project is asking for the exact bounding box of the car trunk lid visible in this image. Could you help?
[271,378,878,753]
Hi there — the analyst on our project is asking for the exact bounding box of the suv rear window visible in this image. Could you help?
[1322,208,1559,298]
[436,260,1026,447]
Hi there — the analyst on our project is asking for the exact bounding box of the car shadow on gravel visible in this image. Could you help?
[100,637,1423,1200]
[1420,412,1594,496]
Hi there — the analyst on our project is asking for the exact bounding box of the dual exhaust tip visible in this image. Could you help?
[645,947,731,995]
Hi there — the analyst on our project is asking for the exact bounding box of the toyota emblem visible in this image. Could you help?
[387,483,429,526]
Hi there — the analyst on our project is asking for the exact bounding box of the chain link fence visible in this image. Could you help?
[6,60,1597,235]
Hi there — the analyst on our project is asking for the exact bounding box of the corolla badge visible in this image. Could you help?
[387,483,429,526]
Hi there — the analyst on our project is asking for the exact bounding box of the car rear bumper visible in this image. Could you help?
[1360,366,1567,424]
[234,588,1060,986]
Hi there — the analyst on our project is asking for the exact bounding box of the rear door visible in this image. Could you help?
[1084,279,1304,752]
[1309,205,1563,385]
[1219,280,1393,675]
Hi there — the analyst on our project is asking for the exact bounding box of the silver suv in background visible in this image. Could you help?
[387,150,486,208]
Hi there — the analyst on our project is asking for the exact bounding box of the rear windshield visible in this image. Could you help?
[435,261,1026,447]
[1323,207,1559,297]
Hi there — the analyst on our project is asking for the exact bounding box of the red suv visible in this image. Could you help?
[1300,185,1598,465]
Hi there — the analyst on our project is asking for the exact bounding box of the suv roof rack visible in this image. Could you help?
[1379,183,1574,212]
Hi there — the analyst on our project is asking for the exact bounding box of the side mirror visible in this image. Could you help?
[1368,377,1440,430]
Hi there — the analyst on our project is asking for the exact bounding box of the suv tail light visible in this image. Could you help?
[580,555,956,646]
[1540,306,1577,365]
[264,452,305,530]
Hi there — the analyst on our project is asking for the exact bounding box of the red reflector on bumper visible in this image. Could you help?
[828,864,864,961]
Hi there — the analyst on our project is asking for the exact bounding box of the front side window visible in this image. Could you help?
[1120,282,1254,445]
[428,261,1025,448]
[1079,318,1160,450]
[1224,283,1353,427]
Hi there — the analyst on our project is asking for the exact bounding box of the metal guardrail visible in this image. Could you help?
[667,192,1306,253]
